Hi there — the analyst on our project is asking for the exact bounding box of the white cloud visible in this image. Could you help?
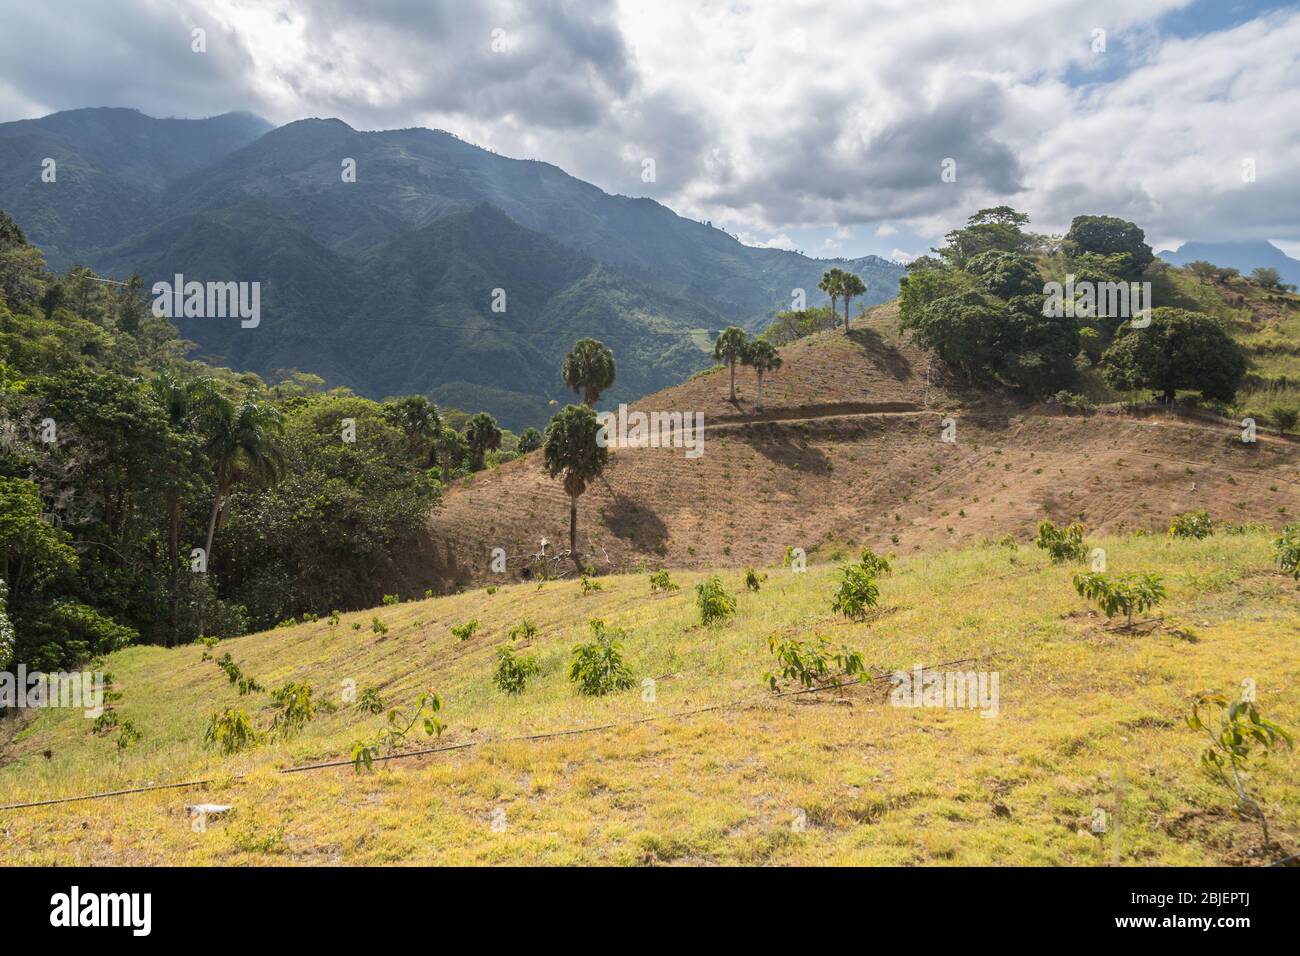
[1,0,1296,249]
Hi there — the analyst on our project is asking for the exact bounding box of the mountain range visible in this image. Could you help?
[0,107,904,428]
[1157,239,1300,288]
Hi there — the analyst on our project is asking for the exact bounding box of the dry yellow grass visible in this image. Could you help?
[0,531,1296,865]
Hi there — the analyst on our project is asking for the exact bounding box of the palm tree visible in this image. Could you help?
[819,268,844,328]
[744,339,783,411]
[465,412,502,470]
[713,326,749,403]
[542,404,609,564]
[200,397,285,563]
[839,272,866,333]
[517,427,543,453]
[382,395,441,465]
[150,372,221,575]
[434,425,468,482]
[562,338,617,406]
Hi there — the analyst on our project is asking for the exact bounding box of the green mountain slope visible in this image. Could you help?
[0,108,905,425]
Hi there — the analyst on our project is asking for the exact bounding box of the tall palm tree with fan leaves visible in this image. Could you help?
[743,338,783,410]
[839,271,866,333]
[542,404,609,564]
[819,268,845,328]
[713,326,750,403]
[562,338,617,406]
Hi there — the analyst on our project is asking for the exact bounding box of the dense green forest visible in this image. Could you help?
[0,206,532,670]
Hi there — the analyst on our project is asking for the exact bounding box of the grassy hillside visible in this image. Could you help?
[1,531,1295,865]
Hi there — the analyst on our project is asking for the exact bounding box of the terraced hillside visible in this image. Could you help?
[424,304,1300,590]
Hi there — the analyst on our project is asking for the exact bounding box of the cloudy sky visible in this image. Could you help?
[1,0,1297,261]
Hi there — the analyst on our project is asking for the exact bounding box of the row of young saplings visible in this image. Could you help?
[1035,512,1298,851]
[98,523,1297,851]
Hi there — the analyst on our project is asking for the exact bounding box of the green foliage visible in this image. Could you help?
[542,403,610,555]
[764,633,867,691]
[115,718,143,751]
[508,618,539,641]
[1063,215,1154,279]
[1187,693,1293,846]
[269,681,318,738]
[561,338,617,406]
[517,427,543,454]
[357,686,385,715]
[493,644,542,695]
[1274,524,1300,580]
[352,689,445,773]
[204,707,257,755]
[450,619,479,641]
[1168,511,1213,540]
[1035,521,1088,563]
[382,594,399,606]
[857,549,892,577]
[933,207,1033,267]
[579,573,603,595]
[897,247,1078,396]
[371,617,388,636]
[743,567,766,592]
[648,569,679,593]
[1269,406,1299,434]
[1072,571,1166,628]
[465,411,503,471]
[214,653,263,695]
[1101,308,1247,404]
[695,575,737,626]
[569,618,635,696]
[713,326,749,400]
[831,563,880,621]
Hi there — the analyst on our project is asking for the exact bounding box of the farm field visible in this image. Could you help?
[2,531,1296,866]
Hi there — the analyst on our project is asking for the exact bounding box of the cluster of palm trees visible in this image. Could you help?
[712,327,783,407]
[818,267,867,333]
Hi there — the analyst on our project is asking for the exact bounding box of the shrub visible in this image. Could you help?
[1187,693,1293,846]
[1276,523,1300,579]
[357,686,385,714]
[857,548,892,576]
[270,681,318,738]
[695,575,737,626]
[214,653,262,695]
[579,574,603,595]
[569,619,635,696]
[764,633,866,691]
[382,594,399,606]
[1035,521,1087,563]
[508,619,538,641]
[1169,510,1213,540]
[493,645,542,695]
[116,718,143,751]
[204,707,257,754]
[831,564,879,621]
[1072,571,1166,628]
[743,567,767,592]
[1271,406,1299,435]
[450,619,479,641]
[352,689,444,772]
[328,610,340,627]
[371,617,388,635]
[649,569,679,593]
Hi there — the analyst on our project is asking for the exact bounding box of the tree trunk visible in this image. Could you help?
[756,370,765,410]
[728,360,737,402]
[204,492,223,566]
[844,296,851,333]
[569,493,579,564]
